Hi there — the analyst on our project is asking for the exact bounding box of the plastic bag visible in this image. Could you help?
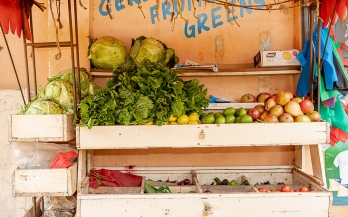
[12,142,76,169]
[41,196,76,217]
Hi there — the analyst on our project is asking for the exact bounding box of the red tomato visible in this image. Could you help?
[300,186,309,192]
[270,189,277,192]
[258,187,267,192]
[280,184,291,192]
[294,189,300,192]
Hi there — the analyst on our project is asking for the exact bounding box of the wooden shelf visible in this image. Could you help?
[90,65,301,78]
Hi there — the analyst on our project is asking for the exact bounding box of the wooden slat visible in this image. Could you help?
[77,122,329,149]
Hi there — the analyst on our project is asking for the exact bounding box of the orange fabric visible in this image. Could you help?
[50,151,78,169]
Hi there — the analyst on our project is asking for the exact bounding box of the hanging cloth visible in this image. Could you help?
[296,25,339,97]
[331,38,348,95]
[320,95,348,133]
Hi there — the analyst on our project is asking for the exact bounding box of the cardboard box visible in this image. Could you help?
[254,50,300,67]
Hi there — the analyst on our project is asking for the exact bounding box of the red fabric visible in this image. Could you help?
[50,151,78,169]
[88,169,143,189]
[321,0,347,27]
[342,101,348,114]
[330,125,348,146]
[0,0,31,40]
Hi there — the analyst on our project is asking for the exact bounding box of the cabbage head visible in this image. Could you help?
[129,36,179,68]
[21,100,65,115]
[43,80,75,113]
[48,68,91,99]
[88,36,127,69]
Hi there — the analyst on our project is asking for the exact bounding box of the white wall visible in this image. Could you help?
[0,90,32,217]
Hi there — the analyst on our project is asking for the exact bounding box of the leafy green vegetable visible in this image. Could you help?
[20,99,65,115]
[88,36,127,69]
[129,36,179,68]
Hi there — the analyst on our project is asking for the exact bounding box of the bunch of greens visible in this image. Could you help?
[79,61,209,128]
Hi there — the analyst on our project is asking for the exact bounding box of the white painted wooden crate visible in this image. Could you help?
[76,166,332,217]
[77,121,329,149]
[13,163,77,197]
[8,114,75,142]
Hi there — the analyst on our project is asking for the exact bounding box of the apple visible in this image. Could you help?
[284,101,304,117]
[295,115,311,122]
[236,107,247,117]
[241,94,256,103]
[265,97,277,111]
[276,91,293,106]
[254,104,265,114]
[247,108,261,120]
[263,114,279,123]
[269,105,284,118]
[259,111,269,121]
[299,99,314,114]
[278,113,294,122]
[240,115,253,123]
[264,95,277,103]
[256,92,271,103]
[306,111,321,122]
[294,97,303,103]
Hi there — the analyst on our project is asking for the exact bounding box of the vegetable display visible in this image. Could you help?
[79,61,209,128]
[19,100,65,115]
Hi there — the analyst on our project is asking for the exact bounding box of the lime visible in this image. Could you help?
[201,114,215,124]
[200,113,208,119]
[240,115,253,123]
[215,115,226,124]
[235,117,241,123]
[177,115,189,124]
[208,112,215,116]
[169,115,177,122]
[188,120,199,124]
[214,112,224,118]
[189,113,200,121]
[170,121,178,125]
[223,107,236,116]
[236,108,247,117]
[225,114,236,124]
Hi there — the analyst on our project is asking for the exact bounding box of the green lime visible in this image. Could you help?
[236,108,247,117]
[208,112,215,116]
[215,115,226,124]
[235,117,241,123]
[177,115,189,124]
[201,114,215,124]
[223,107,236,116]
[214,112,224,118]
[225,114,236,124]
[200,113,208,119]
[240,115,253,123]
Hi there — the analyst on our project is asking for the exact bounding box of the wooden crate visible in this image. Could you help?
[76,121,329,149]
[8,114,75,142]
[13,163,77,197]
[76,166,332,217]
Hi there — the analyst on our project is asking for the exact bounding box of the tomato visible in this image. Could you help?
[280,184,291,192]
[294,189,300,192]
[300,186,309,192]
[258,187,267,192]
[270,189,278,192]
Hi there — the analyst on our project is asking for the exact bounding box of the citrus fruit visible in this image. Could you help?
[223,107,236,116]
[208,112,215,116]
[240,115,253,123]
[225,114,236,124]
[214,115,226,124]
[200,113,208,119]
[145,121,154,125]
[201,114,215,124]
[177,115,189,124]
[188,120,199,124]
[169,115,177,122]
[236,107,247,117]
[188,113,200,121]
[235,117,241,123]
[214,112,224,118]
[170,121,178,125]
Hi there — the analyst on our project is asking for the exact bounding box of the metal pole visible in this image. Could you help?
[317,21,321,113]
[21,0,31,103]
[28,7,38,97]
[73,0,81,103]
[309,5,314,101]
[0,23,26,105]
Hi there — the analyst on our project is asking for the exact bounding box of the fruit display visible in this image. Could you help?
[257,184,311,193]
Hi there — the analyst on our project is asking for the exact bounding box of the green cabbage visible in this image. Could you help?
[129,36,179,68]
[48,68,91,99]
[88,36,127,69]
[42,80,75,113]
[21,100,65,115]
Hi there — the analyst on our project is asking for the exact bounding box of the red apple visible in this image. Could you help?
[306,111,321,122]
[259,111,269,121]
[247,108,261,120]
[254,104,265,114]
[241,94,256,103]
[256,92,271,103]
[299,99,314,114]
[278,113,294,122]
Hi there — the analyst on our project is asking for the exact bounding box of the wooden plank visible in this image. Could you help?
[9,114,75,142]
[77,150,87,191]
[13,163,77,197]
[309,145,325,182]
[77,122,329,149]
